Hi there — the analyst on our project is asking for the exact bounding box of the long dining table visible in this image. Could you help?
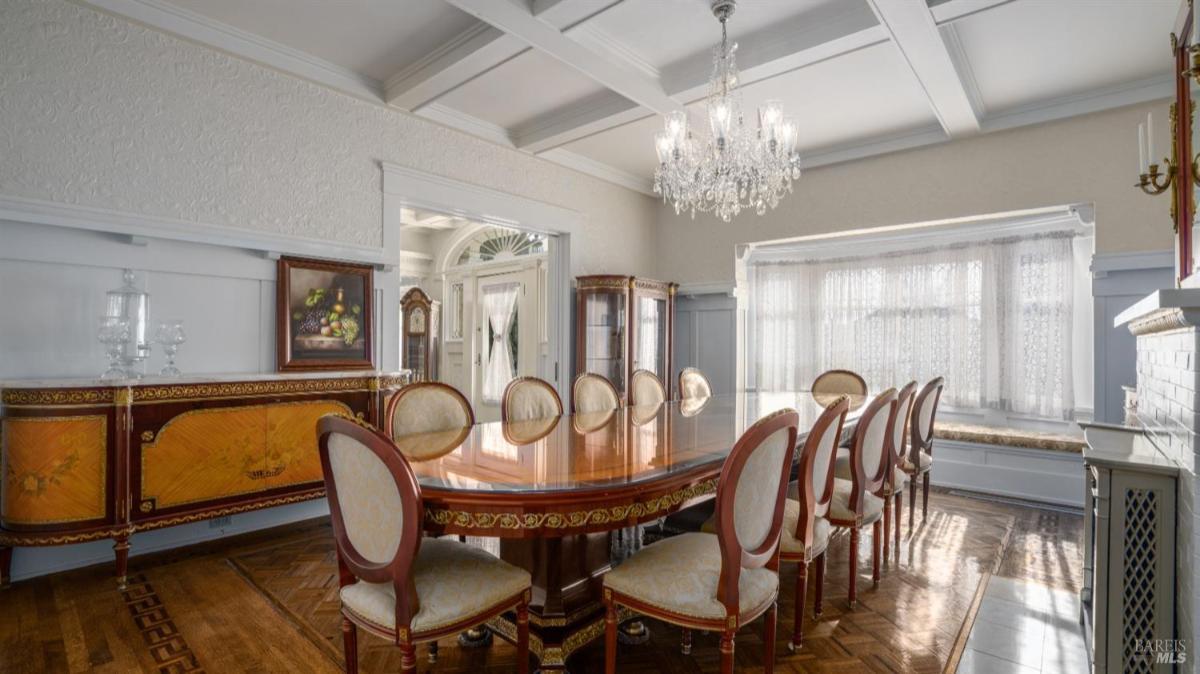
[390,391,866,671]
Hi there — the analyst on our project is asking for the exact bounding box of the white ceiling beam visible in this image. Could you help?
[442,0,678,114]
[929,0,1020,25]
[867,0,980,137]
[385,0,622,110]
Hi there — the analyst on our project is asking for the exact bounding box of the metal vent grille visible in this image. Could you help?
[1121,488,1158,674]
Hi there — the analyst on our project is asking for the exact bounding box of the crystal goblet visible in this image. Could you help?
[154,320,187,377]
[97,316,131,380]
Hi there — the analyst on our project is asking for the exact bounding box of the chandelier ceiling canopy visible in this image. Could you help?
[652,0,801,222]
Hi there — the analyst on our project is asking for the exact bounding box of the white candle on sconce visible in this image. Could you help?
[1139,122,1147,174]
[1192,12,1199,45]
[1147,112,1155,167]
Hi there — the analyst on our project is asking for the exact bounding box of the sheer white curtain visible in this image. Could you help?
[747,231,1076,419]
[636,298,659,375]
[482,282,519,404]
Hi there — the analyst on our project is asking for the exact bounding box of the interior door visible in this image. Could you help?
[473,268,539,422]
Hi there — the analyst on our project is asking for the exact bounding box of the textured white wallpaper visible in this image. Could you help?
[0,0,658,274]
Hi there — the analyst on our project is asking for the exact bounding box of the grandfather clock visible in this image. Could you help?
[401,287,438,381]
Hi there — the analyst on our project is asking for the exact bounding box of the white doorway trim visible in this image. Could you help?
[381,162,577,401]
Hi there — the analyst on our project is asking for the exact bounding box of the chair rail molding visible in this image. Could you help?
[0,193,394,268]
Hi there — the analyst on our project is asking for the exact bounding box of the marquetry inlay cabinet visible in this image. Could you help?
[575,275,677,403]
[0,371,408,589]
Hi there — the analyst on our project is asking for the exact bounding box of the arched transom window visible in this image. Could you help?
[455,226,547,267]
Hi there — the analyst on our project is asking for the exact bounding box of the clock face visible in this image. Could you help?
[409,308,426,335]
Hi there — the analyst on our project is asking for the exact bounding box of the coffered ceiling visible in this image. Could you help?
[86,0,1177,195]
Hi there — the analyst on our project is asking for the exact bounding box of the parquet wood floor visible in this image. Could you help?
[0,489,1081,673]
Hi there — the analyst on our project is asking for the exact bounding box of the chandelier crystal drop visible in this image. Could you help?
[652,0,801,222]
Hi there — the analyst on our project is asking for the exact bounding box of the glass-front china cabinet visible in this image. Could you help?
[401,287,439,382]
[575,275,677,402]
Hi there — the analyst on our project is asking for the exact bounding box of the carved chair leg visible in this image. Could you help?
[909,477,917,534]
[881,493,892,564]
[0,545,11,590]
[894,491,903,560]
[113,533,131,591]
[517,599,530,674]
[604,595,618,674]
[341,617,358,674]
[719,630,736,674]
[789,560,807,652]
[848,528,859,609]
[922,472,931,520]
[871,520,882,587]
[813,551,825,618]
[763,601,777,674]
[399,642,417,674]
[680,628,692,655]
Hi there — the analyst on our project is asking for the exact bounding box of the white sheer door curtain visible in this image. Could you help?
[747,230,1077,420]
[482,282,520,404]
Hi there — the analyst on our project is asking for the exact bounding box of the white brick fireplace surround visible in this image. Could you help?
[1119,288,1200,666]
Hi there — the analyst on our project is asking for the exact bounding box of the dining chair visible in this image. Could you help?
[384,382,474,438]
[903,377,945,529]
[810,369,867,399]
[501,376,563,422]
[883,381,917,560]
[630,369,666,406]
[827,388,896,608]
[678,367,713,400]
[573,372,621,413]
[316,415,532,674]
[603,408,800,674]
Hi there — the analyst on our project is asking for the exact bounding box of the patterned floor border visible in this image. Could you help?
[121,572,205,673]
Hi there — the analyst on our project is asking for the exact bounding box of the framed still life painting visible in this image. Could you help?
[276,256,374,371]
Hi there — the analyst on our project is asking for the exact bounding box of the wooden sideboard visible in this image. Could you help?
[0,371,409,589]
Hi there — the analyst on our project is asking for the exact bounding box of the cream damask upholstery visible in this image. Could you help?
[808,414,841,518]
[504,378,562,422]
[339,538,531,633]
[833,448,909,489]
[915,387,937,443]
[811,370,867,397]
[902,451,933,473]
[859,399,890,480]
[574,374,620,413]
[602,533,778,620]
[630,370,666,406]
[390,386,471,437]
[827,477,883,524]
[679,368,713,400]
[732,426,791,551]
[327,432,404,565]
[703,499,830,559]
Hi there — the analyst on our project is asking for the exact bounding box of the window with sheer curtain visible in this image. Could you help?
[746,230,1078,420]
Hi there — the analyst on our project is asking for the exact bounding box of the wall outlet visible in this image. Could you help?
[209,516,232,529]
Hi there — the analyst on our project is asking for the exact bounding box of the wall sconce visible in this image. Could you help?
[1137,109,1176,195]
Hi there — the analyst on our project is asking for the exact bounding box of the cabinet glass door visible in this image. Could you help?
[633,296,667,381]
[583,292,626,396]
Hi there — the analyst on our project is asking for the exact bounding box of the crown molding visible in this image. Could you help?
[538,149,655,196]
[981,73,1175,134]
[79,0,384,103]
[417,103,516,147]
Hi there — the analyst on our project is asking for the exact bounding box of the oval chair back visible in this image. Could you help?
[847,389,898,517]
[678,367,713,400]
[502,376,563,422]
[889,382,918,490]
[384,382,474,439]
[572,373,621,413]
[811,369,867,397]
[630,369,666,406]
[794,397,850,552]
[318,415,423,628]
[711,408,800,616]
[911,376,945,458]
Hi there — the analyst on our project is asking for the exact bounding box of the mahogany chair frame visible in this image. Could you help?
[317,415,530,674]
[603,408,800,674]
[810,369,868,396]
[881,381,917,563]
[630,368,667,406]
[383,381,475,439]
[677,367,713,400]
[571,372,622,414]
[500,376,564,423]
[905,377,945,528]
[827,388,897,608]
[784,396,849,651]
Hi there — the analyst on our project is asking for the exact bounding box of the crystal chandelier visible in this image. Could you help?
[652,0,801,222]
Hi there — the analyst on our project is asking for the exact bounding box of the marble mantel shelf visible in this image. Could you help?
[1114,288,1200,333]
[0,370,411,389]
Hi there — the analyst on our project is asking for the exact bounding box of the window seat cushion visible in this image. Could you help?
[932,422,1083,454]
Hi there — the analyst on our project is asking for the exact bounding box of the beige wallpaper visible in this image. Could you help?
[655,101,1175,284]
[0,0,658,276]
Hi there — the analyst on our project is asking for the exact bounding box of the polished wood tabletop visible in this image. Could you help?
[393,392,866,538]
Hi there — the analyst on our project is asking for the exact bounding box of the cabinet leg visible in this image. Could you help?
[114,534,131,591]
[0,545,11,589]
